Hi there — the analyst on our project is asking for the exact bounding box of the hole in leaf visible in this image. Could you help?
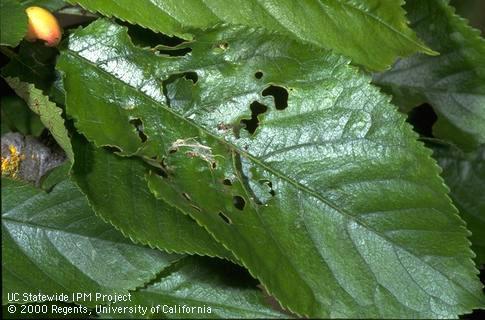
[240,101,268,135]
[129,118,147,142]
[211,161,217,169]
[223,178,232,186]
[157,47,192,57]
[260,179,276,197]
[407,103,437,138]
[254,71,263,79]
[262,85,288,110]
[218,42,229,50]
[183,71,198,84]
[182,192,191,201]
[102,145,122,153]
[153,167,168,179]
[233,195,246,210]
[218,212,232,224]
[191,204,202,212]
[125,22,185,48]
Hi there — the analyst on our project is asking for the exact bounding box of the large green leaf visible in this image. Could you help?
[0,0,28,47]
[431,141,485,267]
[98,256,286,319]
[5,77,74,162]
[374,0,485,150]
[71,136,234,261]
[2,178,182,304]
[67,0,434,71]
[58,20,484,317]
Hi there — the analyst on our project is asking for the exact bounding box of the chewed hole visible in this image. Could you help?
[211,161,217,169]
[232,196,246,211]
[157,47,192,57]
[102,145,122,153]
[254,71,263,79]
[240,101,268,135]
[218,212,232,224]
[218,42,229,50]
[223,178,232,186]
[191,204,202,212]
[129,118,147,142]
[184,71,198,84]
[260,179,276,197]
[262,85,288,110]
[182,192,191,201]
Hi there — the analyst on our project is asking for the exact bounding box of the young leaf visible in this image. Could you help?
[5,77,74,162]
[374,0,485,150]
[98,256,286,319]
[431,141,485,266]
[1,178,183,305]
[58,20,484,317]
[66,0,434,71]
[70,136,235,261]
[0,0,28,47]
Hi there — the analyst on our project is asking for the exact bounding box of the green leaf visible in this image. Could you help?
[5,77,74,162]
[19,0,66,12]
[431,141,485,266]
[2,41,62,103]
[2,177,183,305]
[374,0,485,150]
[0,0,28,47]
[66,0,434,71]
[98,256,286,319]
[58,19,485,317]
[70,136,235,261]
[1,95,44,136]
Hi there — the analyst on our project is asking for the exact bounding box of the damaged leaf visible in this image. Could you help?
[58,20,485,318]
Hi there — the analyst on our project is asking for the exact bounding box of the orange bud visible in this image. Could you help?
[25,6,61,47]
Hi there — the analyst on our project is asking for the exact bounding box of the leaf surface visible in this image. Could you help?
[1,95,44,136]
[67,0,434,71]
[98,256,286,319]
[71,137,234,261]
[374,0,485,150]
[0,0,28,47]
[6,77,74,162]
[1,178,182,304]
[58,20,484,317]
[431,141,485,266]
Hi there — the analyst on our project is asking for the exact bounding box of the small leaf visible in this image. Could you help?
[58,20,485,317]
[0,0,28,47]
[1,177,183,304]
[431,141,485,266]
[98,256,286,319]
[67,0,434,71]
[71,136,235,261]
[5,77,74,162]
[374,0,485,150]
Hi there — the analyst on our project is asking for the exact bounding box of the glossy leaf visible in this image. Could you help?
[6,77,73,161]
[98,256,286,319]
[0,0,28,47]
[431,141,485,266]
[71,136,234,261]
[1,178,183,304]
[374,0,485,150]
[66,0,434,71]
[58,20,485,317]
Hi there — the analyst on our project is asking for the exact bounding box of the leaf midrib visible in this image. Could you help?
[64,45,480,302]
